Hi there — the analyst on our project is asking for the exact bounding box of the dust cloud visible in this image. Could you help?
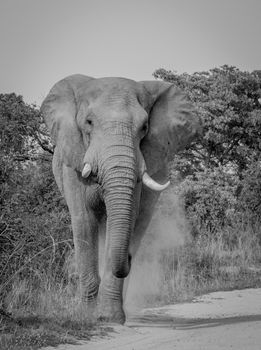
[125,187,190,312]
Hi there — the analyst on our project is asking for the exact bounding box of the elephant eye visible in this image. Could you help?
[141,122,148,135]
[86,118,93,126]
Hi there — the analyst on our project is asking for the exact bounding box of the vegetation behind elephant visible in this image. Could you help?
[41,74,201,324]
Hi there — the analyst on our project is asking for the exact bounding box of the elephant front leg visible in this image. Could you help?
[63,168,101,319]
[98,244,125,324]
[72,211,100,315]
[74,215,100,302]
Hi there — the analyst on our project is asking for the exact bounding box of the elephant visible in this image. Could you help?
[41,74,201,324]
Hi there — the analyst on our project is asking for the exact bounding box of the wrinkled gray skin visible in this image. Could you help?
[41,75,200,324]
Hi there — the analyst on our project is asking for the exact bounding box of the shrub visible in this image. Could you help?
[175,167,239,237]
[0,160,72,303]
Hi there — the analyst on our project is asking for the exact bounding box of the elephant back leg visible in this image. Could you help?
[130,186,161,257]
[123,186,161,301]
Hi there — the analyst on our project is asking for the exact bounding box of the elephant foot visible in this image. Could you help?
[98,301,126,324]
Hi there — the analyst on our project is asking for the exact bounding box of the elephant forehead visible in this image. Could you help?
[77,78,146,105]
[74,78,149,125]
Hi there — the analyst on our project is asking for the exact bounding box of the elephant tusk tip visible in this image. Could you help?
[82,163,92,178]
[162,180,170,190]
[156,180,170,191]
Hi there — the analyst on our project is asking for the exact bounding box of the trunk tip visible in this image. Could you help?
[112,254,132,278]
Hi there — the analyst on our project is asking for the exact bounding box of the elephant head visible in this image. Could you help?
[41,75,200,279]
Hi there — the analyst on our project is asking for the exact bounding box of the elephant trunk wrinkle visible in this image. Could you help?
[99,149,136,188]
[102,160,136,279]
[92,131,137,278]
[106,205,134,278]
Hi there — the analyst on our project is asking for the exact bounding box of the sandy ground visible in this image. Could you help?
[43,288,261,350]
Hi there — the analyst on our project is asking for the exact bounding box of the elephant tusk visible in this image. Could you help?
[142,172,170,191]
[82,163,92,178]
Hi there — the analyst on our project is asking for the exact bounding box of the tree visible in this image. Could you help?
[154,65,261,177]
[154,66,261,232]
[0,93,53,160]
[0,94,71,294]
[0,93,53,215]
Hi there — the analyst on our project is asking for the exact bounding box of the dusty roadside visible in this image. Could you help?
[42,288,261,350]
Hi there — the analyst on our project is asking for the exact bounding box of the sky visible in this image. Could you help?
[0,0,261,105]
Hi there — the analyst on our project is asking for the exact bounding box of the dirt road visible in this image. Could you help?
[44,288,261,349]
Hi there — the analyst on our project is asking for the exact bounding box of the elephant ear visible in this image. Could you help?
[41,74,94,171]
[140,81,201,175]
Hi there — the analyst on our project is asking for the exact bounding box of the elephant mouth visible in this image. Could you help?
[81,161,170,192]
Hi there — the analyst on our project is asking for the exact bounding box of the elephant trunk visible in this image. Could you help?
[104,175,135,278]
[100,130,136,279]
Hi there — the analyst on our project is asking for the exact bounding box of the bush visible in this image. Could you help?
[237,160,261,224]
[0,160,72,303]
[175,167,239,237]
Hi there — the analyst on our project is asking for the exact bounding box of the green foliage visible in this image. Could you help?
[0,94,71,302]
[0,94,38,156]
[176,167,239,236]
[155,65,261,175]
[0,93,52,161]
[0,160,71,281]
[155,65,261,234]
[237,160,261,221]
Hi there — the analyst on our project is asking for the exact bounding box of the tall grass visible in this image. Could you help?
[1,205,261,348]
[126,217,261,309]
[159,220,261,305]
[0,244,105,350]
[2,222,261,315]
